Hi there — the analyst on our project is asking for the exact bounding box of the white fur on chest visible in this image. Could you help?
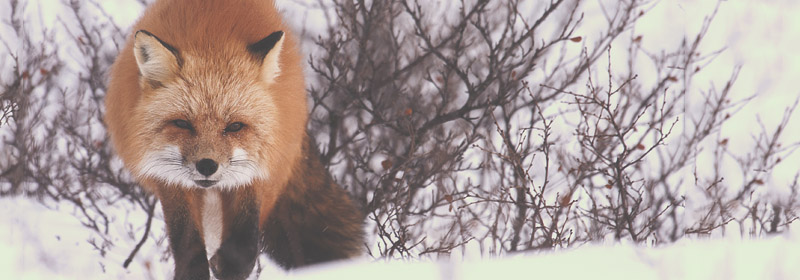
[202,190,223,256]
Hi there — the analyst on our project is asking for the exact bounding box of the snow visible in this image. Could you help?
[0,197,141,279]
[2,196,799,279]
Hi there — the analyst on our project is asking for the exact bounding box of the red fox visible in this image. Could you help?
[104,0,363,279]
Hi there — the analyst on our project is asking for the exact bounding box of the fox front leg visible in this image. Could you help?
[159,189,210,280]
[209,189,260,280]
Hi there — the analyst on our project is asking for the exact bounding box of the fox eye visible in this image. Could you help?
[225,122,245,133]
[172,119,192,130]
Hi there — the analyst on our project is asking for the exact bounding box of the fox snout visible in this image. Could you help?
[137,146,264,189]
[195,158,219,187]
[196,158,219,176]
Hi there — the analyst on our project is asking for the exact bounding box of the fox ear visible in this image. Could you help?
[248,31,284,85]
[133,30,181,87]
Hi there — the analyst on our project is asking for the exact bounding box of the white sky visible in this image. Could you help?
[574,0,800,198]
[652,0,800,195]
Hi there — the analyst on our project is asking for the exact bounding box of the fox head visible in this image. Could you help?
[127,30,305,190]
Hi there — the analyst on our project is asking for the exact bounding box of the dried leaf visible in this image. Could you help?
[381,159,393,170]
[636,144,646,150]
[559,193,572,206]
[667,76,678,82]
[444,194,454,212]
[22,71,30,80]
[404,108,413,116]
[754,179,765,185]
[633,35,642,43]
[569,36,582,42]
[719,139,728,145]
[605,184,613,189]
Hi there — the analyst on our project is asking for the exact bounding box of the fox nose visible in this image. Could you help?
[196,158,218,176]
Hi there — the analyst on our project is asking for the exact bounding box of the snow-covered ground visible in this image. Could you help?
[3,196,800,279]
[0,197,137,279]
[290,236,800,280]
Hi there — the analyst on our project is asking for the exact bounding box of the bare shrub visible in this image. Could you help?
[0,0,155,265]
[307,0,800,257]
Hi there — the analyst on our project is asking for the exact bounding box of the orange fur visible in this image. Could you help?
[104,0,345,279]
[105,0,306,225]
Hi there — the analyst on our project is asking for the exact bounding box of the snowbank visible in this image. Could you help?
[284,235,800,280]
[2,197,798,280]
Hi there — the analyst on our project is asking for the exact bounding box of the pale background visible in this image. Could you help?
[1,0,798,279]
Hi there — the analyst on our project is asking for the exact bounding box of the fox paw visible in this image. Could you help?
[210,253,251,280]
